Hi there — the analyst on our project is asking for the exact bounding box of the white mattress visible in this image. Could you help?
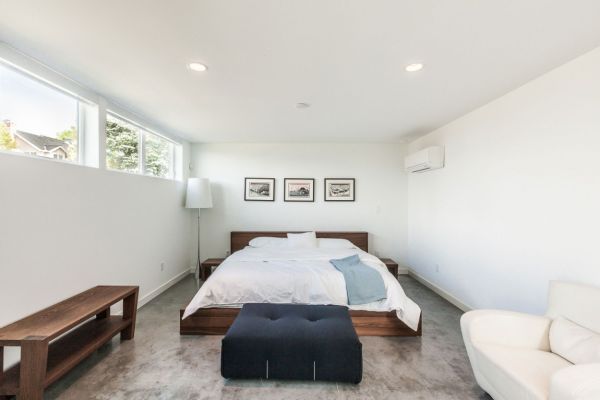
[182,246,421,331]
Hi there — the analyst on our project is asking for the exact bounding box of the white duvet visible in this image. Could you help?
[182,246,422,331]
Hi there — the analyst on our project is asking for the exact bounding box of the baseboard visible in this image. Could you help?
[407,269,472,312]
[138,269,191,309]
[109,269,191,316]
[3,270,192,369]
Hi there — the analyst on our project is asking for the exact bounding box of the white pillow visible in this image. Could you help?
[550,316,600,364]
[248,237,287,248]
[318,238,356,249]
[287,232,318,248]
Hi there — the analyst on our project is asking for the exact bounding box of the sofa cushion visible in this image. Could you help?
[550,317,600,365]
[550,363,600,400]
[546,282,600,334]
[475,343,572,400]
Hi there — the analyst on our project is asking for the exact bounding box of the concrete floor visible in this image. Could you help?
[46,275,491,400]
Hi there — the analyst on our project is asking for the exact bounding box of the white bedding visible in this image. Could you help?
[182,246,422,331]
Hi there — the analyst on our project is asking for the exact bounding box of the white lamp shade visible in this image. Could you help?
[186,178,213,208]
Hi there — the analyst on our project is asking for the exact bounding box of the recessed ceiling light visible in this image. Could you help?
[296,102,311,109]
[405,63,424,72]
[188,62,208,72]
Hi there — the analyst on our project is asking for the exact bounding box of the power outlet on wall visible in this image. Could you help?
[435,264,440,273]
[160,261,166,272]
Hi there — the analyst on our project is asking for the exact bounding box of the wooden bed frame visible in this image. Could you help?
[179,231,422,336]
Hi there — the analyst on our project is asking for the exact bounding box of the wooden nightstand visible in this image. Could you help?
[200,258,225,280]
[379,258,399,278]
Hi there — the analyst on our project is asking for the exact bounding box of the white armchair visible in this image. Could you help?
[461,281,600,400]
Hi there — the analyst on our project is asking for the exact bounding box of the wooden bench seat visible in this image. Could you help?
[0,286,138,400]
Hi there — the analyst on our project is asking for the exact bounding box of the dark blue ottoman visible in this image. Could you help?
[221,303,362,383]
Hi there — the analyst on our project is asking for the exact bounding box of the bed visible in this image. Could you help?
[179,231,422,336]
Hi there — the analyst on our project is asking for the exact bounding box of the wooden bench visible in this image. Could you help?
[0,285,139,400]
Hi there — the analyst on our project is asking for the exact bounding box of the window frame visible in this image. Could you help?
[0,43,185,179]
[105,111,180,180]
[0,60,92,165]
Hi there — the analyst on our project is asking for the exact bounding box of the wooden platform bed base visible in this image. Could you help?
[179,307,422,337]
[180,231,422,337]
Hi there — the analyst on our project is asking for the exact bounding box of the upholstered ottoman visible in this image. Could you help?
[221,303,362,383]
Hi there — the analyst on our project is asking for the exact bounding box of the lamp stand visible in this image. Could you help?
[195,209,201,285]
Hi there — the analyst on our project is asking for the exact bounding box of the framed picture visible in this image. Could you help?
[324,178,355,201]
[244,178,275,201]
[284,178,315,202]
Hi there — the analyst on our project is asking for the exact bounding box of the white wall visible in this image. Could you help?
[0,152,194,367]
[407,47,600,314]
[0,43,195,369]
[191,143,409,265]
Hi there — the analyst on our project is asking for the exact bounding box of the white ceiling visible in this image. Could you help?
[1,1,600,143]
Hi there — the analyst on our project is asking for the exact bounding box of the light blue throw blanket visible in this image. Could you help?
[330,255,387,305]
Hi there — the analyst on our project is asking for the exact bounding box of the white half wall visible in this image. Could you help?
[0,152,194,367]
[407,46,600,314]
[191,143,409,266]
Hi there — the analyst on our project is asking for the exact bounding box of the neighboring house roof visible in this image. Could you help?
[15,130,69,152]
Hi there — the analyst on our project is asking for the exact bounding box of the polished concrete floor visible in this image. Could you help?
[46,275,491,400]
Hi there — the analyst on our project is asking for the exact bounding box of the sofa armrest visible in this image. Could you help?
[461,310,552,350]
[550,363,600,400]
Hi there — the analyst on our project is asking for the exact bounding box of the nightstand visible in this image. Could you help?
[200,258,225,280]
[379,258,399,278]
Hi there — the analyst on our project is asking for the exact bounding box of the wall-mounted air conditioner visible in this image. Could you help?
[404,146,445,173]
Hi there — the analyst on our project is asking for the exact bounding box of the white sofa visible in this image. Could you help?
[461,281,600,400]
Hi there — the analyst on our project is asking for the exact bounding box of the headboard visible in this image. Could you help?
[230,231,368,253]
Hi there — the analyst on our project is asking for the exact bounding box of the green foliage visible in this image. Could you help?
[144,133,171,178]
[105,119,139,172]
[56,126,78,160]
[0,122,17,150]
[105,119,172,177]
[57,126,76,142]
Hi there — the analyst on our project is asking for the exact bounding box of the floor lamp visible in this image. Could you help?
[185,177,213,283]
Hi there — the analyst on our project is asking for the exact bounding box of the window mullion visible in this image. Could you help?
[139,130,145,175]
[170,142,175,179]
[77,102,84,165]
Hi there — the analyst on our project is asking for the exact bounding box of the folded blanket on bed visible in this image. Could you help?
[330,255,387,305]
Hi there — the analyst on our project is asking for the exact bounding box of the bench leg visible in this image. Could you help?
[0,347,11,400]
[20,337,48,400]
[96,308,110,319]
[0,347,7,400]
[121,289,138,340]
[0,346,5,396]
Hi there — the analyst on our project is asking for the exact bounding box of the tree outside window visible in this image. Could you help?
[144,132,172,178]
[105,114,175,178]
[0,121,16,150]
[106,117,139,173]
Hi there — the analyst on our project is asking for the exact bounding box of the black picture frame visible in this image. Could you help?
[324,178,355,202]
[244,178,275,201]
[284,178,315,202]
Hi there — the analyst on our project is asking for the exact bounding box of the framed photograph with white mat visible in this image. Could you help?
[284,178,315,202]
[324,178,355,201]
[244,178,275,201]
